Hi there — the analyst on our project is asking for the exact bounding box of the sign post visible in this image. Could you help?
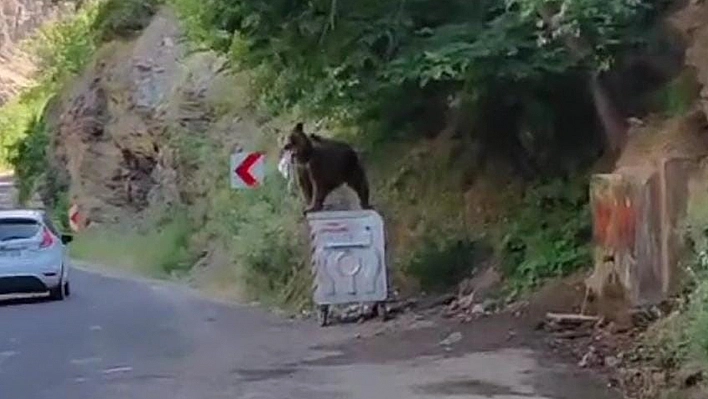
[230,151,265,189]
[68,204,81,233]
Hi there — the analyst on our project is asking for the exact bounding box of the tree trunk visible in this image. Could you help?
[589,72,629,152]
[538,5,628,153]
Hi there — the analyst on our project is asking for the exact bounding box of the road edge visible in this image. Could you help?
[70,259,257,311]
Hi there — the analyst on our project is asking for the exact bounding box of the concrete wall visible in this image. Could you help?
[587,157,698,308]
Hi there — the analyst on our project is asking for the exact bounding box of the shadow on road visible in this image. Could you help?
[0,294,53,308]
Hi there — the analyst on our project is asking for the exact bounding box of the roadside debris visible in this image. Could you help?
[439,331,463,346]
[546,312,601,324]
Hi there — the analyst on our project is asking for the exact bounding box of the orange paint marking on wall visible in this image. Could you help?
[593,193,637,251]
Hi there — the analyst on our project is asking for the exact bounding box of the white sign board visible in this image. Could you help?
[230,151,265,189]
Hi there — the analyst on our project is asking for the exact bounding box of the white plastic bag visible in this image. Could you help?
[278,150,293,180]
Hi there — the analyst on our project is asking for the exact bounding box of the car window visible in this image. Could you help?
[0,218,41,241]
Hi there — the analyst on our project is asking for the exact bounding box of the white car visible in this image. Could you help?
[0,209,72,300]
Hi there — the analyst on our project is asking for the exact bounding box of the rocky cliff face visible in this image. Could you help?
[0,0,70,105]
[43,8,242,225]
[671,0,708,119]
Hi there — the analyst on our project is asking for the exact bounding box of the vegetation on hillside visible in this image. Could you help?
[0,0,688,309]
[166,0,666,294]
[7,2,708,397]
[171,0,665,163]
[0,1,99,174]
[0,0,161,198]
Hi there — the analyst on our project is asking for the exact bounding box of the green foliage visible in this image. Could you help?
[0,95,44,171]
[51,190,71,232]
[10,110,49,204]
[92,0,163,41]
[501,177,592,289]
[241,218,311,307]
[650,71,701,118]
[28,2,101,89]
[2,0,160,190]
[0,2,102,172]
[201,167,311,308]
[406,238,491,293]
[512,0,657,69]
[672,173,708,367]
[688,281,708,362]
[164,113,311,308]
[70,211,194,277]
[170,0,658,134]
[631,167,708,385]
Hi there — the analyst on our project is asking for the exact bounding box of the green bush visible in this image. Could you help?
[2,0,165,200]
[501,177,592,289]
[0,2,101,174]
[70,210,194,277]
[207,175,311,308]
[50,190,71,232]
[10,109,49,204]
[406,238,492,293]
[29,2,100,87]
[670,173,708,368]
[242,224,311,308]
[92,0,163,41]
[165,116,312,308]
[0,96,43,171]
[170,0,659,138]
[688,281,708,361]
[650,71,700,118]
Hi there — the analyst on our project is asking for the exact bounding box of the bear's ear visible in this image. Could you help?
[294,122,304,133]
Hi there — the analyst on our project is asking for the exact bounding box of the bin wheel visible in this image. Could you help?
[377,302,389,322]
[317,305,330,327]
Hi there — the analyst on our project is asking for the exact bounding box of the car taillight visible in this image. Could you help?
[40,227,55,249]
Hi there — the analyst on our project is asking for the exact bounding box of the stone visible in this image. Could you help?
[604,356,620,368]
[457,267,501,298]
[418,294,456,310]
[439,332,463,346]
[471,304,486,315]
[482,299,497,312]
[457,292,475,310]
[578,346,597,368]
[677,366,704,387]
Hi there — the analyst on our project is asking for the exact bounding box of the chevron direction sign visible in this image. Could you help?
[230,151,265,189]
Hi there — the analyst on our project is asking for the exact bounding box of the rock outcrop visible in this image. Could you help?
[586,1,708,313]
[47,9,181,223]
[45,8,236,225]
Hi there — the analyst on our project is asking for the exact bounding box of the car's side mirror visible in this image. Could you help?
[61,234,73,245]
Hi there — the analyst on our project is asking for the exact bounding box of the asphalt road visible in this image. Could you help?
[0,267,621,399]
[0,176,620,399]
